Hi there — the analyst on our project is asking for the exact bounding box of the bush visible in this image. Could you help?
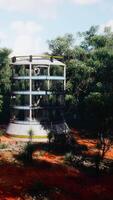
[0,129,5,136]
[64,152,74,163]
[28,181,50,199]
[48,132,54,143]
[17,142,35,163]
[24,142,35,161]
[0,143,7,149]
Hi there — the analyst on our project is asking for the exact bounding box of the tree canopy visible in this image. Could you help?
[0,48,12,123]
[48,26,113,132]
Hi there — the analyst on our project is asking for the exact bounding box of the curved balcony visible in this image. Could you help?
[13,106,30,110]
[13,91,65,95]
[13,91,52,95]
[13,75,65,80]
[13,105,64,110]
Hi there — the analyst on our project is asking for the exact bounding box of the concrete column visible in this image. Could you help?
[48,64,50,90]
[29,63,32,121]
[64,65,66,91]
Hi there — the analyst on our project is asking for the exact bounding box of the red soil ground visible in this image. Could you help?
[0,130,113,200]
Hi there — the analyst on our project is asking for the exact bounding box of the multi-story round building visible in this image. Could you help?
[7,55,69,140]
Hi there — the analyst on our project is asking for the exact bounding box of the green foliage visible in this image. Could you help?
[0,95,3,113]
[85,92,104,107]
[64,152,74,164]
[48,33,74,56]
[0,143,7,149]
[65,94,75,104]
[0,48,12,94]
[17,142,35,164]
[0,128,5,136]
[0,48,12,122]
[79,25,99,50]
[48,132,54,143]
[28,129,34,138]
[24,142,34,161]
[48,26,113,132]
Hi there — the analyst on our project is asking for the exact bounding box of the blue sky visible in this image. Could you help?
[0,0,113,55]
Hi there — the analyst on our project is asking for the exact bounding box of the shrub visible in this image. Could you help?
[0,129,5,136]
[64,152,74,163]
[48,132,54,143]
[16,142,35,164]
[0,143,7,149]
[28,181,50,199]
[28,129,34,141]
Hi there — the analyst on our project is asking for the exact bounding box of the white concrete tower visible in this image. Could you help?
[7,55,69,139]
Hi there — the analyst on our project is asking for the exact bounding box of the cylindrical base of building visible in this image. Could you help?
[6,121,69,141]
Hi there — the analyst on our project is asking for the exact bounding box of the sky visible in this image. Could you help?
[0,0,113,56]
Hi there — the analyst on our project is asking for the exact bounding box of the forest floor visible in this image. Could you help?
[0,128,113,200]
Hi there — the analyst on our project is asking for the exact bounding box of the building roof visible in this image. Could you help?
[11,55,65,66]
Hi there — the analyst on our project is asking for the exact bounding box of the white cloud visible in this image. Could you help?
[0,31,7,40]
[11,21,42,35]
[0,31,8,47]
[12,35,41,55]
[10,20,48,56]
[71,0,101,5]
[0,0,59,18]
[100,20,113,33]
